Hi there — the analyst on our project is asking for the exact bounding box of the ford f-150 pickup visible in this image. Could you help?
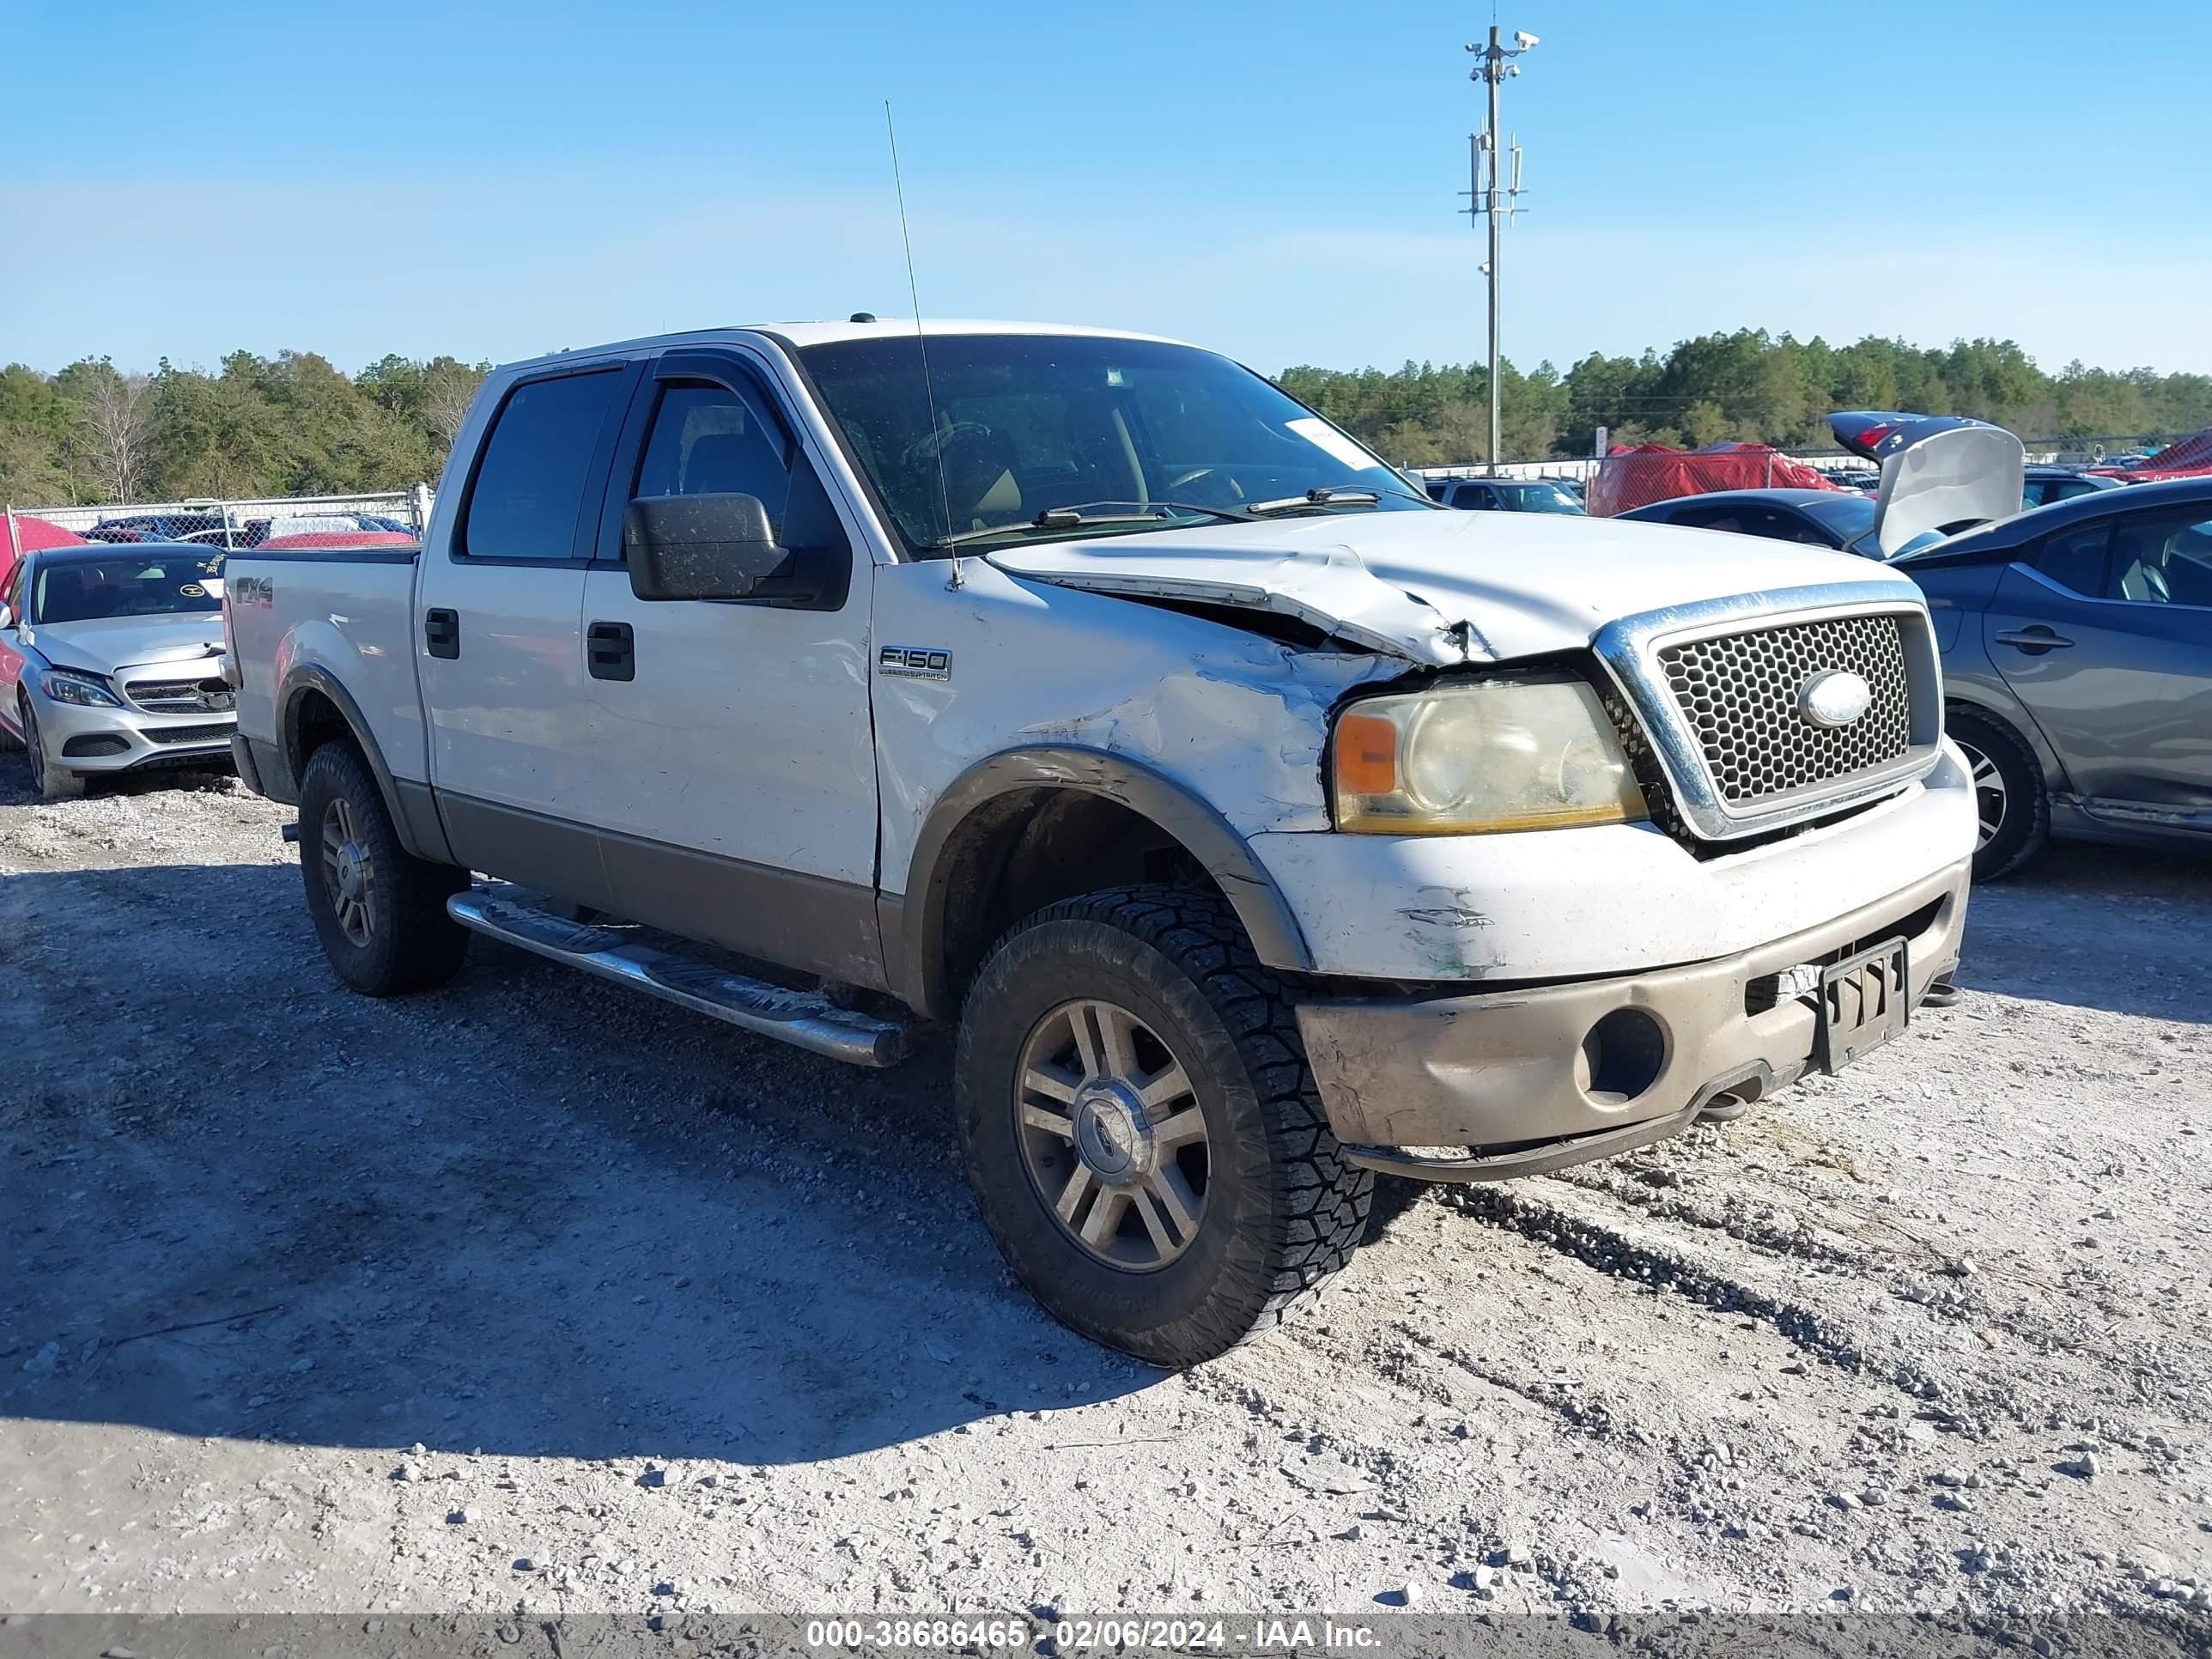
[224,319,1978,1364]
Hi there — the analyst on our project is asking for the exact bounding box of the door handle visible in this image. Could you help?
[586,620,635,682]
[423,608,459,659]
[1996,626,2073,653]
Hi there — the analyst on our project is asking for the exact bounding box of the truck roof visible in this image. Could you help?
[497,319,1192,375]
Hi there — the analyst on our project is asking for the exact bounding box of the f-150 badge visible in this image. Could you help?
[878,645,951,681]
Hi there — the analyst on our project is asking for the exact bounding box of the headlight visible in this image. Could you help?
[40,670,123,708]
[1331,678,1647,835]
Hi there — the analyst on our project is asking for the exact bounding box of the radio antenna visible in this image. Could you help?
[884,100,958,578]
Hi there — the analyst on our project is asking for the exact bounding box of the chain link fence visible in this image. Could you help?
[5,487,432,558]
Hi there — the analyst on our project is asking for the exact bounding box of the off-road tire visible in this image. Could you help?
[19,694,87,799]
[955,884,1371,1366]
[1948,705,2049,881]
[297,741,470,996]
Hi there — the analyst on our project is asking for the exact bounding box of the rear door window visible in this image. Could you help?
[2031,523,2111,596]
[462,369,627,561]
[1671,505,1744,532]
[2106,509,2212,607]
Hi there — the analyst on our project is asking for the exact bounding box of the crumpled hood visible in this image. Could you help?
[27,613,228,679]
[988,509,1920,664]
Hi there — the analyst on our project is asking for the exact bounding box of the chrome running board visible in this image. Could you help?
[447,887,910,1068]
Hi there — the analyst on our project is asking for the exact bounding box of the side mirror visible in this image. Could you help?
[624,493,791,602]
[0,602,13,629]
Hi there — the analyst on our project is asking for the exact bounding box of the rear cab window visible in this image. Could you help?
[461,368,629,562]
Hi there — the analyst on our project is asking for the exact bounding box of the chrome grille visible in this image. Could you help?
[125,676,234,715]
[1656,614,1912,807]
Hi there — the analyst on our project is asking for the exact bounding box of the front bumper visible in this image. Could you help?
[1295,855,1969,1177]
[27,685,236,774]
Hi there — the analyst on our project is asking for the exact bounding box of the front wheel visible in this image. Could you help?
[19,695,87,800]
[296,742,470,995]
[1947,707,2050,881]
[954,885,1371,1366]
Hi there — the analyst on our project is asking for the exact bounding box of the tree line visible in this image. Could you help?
[1286,331,2212,467]
[0,351,489,507]
[5,329,2211,507]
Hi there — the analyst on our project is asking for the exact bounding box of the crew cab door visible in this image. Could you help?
[575,348,882,985]
[416,358,638,904]
[1985,504,2212,817]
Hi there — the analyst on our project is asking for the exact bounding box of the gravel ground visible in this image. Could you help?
[2,764,2209,1629]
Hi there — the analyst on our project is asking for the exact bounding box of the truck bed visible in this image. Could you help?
[226,544,428,800]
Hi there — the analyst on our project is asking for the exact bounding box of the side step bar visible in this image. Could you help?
[447,888,911,1068]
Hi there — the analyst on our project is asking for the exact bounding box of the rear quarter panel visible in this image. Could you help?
[228,553,428,785]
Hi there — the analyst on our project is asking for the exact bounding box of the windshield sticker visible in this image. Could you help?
[179,583,207,599]
[1285,416,1376,472]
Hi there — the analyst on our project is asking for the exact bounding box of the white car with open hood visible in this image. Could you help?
[222,319,1978,1364]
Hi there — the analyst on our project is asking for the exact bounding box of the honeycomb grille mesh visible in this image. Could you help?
[1656,614,1912,806]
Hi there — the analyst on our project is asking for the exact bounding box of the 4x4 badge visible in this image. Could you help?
[878,645,952,682]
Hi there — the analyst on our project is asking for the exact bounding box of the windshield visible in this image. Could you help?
[1798,494,1942,560]
[798,334,1431,553]
[31,554,224,623]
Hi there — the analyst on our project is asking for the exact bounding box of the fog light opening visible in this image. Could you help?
[1577,1007,1668,1106]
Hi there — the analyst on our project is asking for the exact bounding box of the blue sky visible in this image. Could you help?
[5,0,2208,378]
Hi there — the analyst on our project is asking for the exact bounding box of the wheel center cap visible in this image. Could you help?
[1072,1082,1153,1184]
[335,843,367,902]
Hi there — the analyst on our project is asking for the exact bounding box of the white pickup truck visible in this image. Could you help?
[225,319,1977,1364]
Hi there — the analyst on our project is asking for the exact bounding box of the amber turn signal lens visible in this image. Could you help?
[1334,712,1399,798]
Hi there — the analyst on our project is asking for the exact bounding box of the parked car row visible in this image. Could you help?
[82,511,415,549]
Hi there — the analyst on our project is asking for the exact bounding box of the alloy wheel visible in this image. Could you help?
[1014,998,1210,1271]
[1954,737,2008,850]
[320,794,376,947]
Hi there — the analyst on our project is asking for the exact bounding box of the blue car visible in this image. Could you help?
[2021,465,2123,511]
[1896,477,2212,877]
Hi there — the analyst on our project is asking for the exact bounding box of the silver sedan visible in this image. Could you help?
[0,546,235,799]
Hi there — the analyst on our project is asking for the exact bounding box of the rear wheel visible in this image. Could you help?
[296,742,470,995]
[955,884,1371,1366]
[19,695,87,800]
[1947,706,2049,881]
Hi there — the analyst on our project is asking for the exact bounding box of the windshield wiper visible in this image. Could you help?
[1244,487,1384,517]
[930,501,1258,550]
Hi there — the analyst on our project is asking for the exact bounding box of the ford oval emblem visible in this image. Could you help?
[1798,669,1874,728]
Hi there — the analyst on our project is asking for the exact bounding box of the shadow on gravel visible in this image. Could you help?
[1958,842,2212,1024]
[0,861,1157,1469]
